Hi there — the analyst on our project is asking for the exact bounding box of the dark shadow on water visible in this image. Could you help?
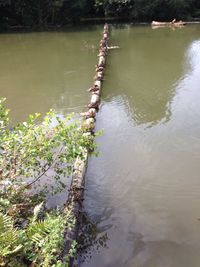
[77,212,110,265]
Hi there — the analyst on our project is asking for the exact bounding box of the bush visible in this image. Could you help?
[0,98,96,266]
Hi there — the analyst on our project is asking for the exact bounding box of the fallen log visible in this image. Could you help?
[87,84,100,92]
[80,108,97,119]
[99,56,105,65]
[63,23,109,267]
[62,150,88,266]
[151,20,186,27]
[81,118,95,131]
[94,80,101,89]
[92,90,101,96]
[88,94,100,108]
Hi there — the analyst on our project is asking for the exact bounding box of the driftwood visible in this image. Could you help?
[151,20,186,27]
[108,46,120,49]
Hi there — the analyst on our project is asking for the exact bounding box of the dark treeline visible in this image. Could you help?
[0,0,200,29]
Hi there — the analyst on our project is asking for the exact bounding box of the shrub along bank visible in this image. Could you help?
[0,98,97,266]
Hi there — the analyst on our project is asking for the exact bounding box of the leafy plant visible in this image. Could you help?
[0,98,96,198]
[25,208,75,266]
[0,207,76,266]
[0,213,23,257]
[0,98,99,266]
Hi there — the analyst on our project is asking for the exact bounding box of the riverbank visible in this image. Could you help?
[1,19,200,33]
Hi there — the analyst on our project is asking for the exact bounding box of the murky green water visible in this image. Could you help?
[82,25,200,267]
[0,28,101,122]
[1,24,200,267]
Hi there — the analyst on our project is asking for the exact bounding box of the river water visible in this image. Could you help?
[0,28,100,122]
[82,25,200,267]
[1,24,200,267]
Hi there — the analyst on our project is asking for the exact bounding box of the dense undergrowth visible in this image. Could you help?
[0,98,97,266]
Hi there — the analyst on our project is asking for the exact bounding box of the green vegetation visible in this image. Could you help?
[95,0,200,21]
[0,98,96,266]
[0,209,76,266]
[0,0,200,29]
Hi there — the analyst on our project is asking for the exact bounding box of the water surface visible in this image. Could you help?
[81,25,200,267]
[0,27,101,121]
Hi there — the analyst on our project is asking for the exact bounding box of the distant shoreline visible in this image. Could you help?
[1,19,200,33]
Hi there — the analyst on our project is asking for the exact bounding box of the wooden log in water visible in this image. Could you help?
[82,118,95,130]
[80,108,97,118]
[96,69,104,76]
[94,75,103,81]
[98,53,106,58]
[99,56,105,65]
[95,65,104,72]
[63,23,110,267]
[94,80,101,89]
[97,62,105,68]
[94,71,103,77]
[88,84,100,92]
[89,93,100,106]
[104,23,109,30]
[96,71,103,77]
[92,90,101,96]
[100,40,107,48]
[103,33,108,39]
[62,151,88,266]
